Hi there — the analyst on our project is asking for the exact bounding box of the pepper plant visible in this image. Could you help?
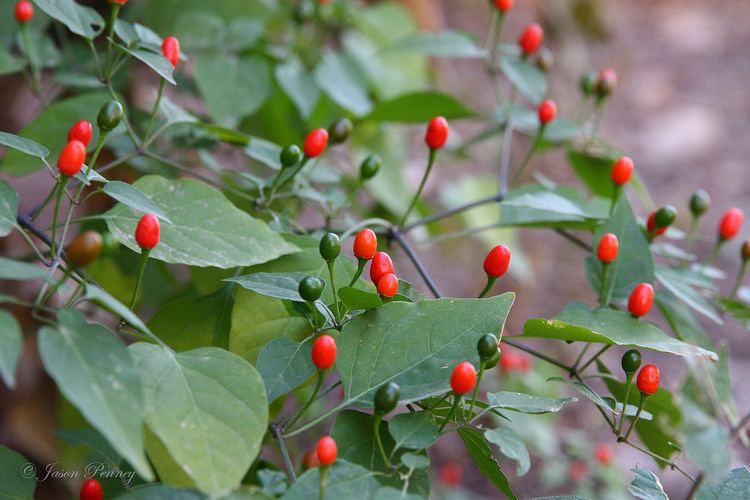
[0,0,748,499]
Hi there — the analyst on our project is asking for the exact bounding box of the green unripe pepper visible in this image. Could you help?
[97,100,123,132]
[298,276,324,302]
[373,381,400,414]
[319,232,341,262]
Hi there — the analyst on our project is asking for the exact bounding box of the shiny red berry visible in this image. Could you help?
[646,212,667,236]
[518,23,543,55]
[135,213,160,249]
[370,251,394,285]
[377,273,399,297]
[450,361,477,395]
[79,478,103,500]
[311,335,336,370]
[595,444,612,465]
[303,128,328,157]
[425,116,449,150]
[538,99,557,125]
[596,233,618,263]
[14,1,33,23]
[611,156,633,186]
[628,283,653,318]
[636,364,660,395]
[68,120,93,147]
[161,36,180,67]
[57,140,86,176]
[316,436,337,466]
[108,0,128,4]
[719,208,743,240]
[493,0,513,12]
[439,462,463,487]
[353,229,377,260]
[483,245,511,278]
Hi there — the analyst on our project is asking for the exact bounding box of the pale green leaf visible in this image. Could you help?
[0,310,21,388]
[103,180,172,223]
[255,338,315,403]
[485,426,530,476]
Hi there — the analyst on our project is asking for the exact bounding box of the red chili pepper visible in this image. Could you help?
[79,478,103,500]
[595,444,613,465]
[450,361,477,395]
[596,233,618,263]
[311,335,336,370]
[537,99,557,125]
[303,128,329,157]
[57,140,86,176]
[636,364,660,395]
[610,156,633,186]
[135,213,160,249]
[161,36,180,67]
[108,0,128,4]
[370,251,394,285]
[353,229,377,260]
[518,23,543,55]
[316,436,338,466]
[646,212,667,236]
[14,1,33,23]
[493,0,514,12]
[377,273,399,298]
[425,116,449,150]
[628,283,654,317]
[68,120,93,147]
[483,245,511,278]
[719,207,744,240]
[439,462,463,487]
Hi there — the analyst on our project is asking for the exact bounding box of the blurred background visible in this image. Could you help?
[0,0,748,498]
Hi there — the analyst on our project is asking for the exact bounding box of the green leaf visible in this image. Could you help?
[102,180,172,223]
[244,136,282,170]
[388,412,439,450]
[628,467,668,500]
[0,310,21,388]
[0,50,25,76]
[117,44,175,84]
[566,149,619,198]
[718,297,750,330]
[656,290,715,350]
[457,427,516,499]
[275,59,320,119]
[1,92,108,176]
[682,398,730,480]
[75,166,109,186]
[525,302,718,360]
[400,452,430,470]
[656,266,722,324]
[55,428,122,468]
[115,485,206,500]
[0,179,19,236]
[373,487,423,500]
[194,52,271,126]
[339,286,382,310]
[0,445,35,499]
[337,294,514,405]
[499,185,605,229]
[34,0,105,39]
[226,272,319,302]
[105,176,298,268]
[83,284,153,339]
[585,196,654,302]
[546,377,613,413]
[38,310,152,480]
[696,467,750,500]
[386,30,485,58]
[0,257,47,281]
[0,131,49,160]
[485,426,530,476]
[281,461,381,500]
[486,391,576,414]
[500,56,546,105]
[364,91,476,123]
[314,50,372,117]
[255,338,315,403]
[128,343,268,495]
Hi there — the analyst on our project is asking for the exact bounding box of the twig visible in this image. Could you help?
[389,228,442,298]
[554,229,593,252]
[402,193,503,234]
[270,424,297,482]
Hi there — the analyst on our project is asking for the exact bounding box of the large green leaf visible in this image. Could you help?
[194,52,271,126]
[364,91,476,123]
[0,445,35,499]
[585,196,654,302]
[388,412,439,450]
[655,266,721,324]
[337,294,514,405]
[38,310,152,480]
[83,284,153,338]
[128,343,268,495]
[0,131,49,160]
[117,44,175,84]
[274,59,320,119]
[628,467,668,500]
[102,180,172,223]
[697,467,750,500]
[0,257,47,280]
[0,179,18,236]
[255,338,315,403]
[386,30,485,58]
[226,272,320,302]
[105,176,297,268]
[566,149,619,198]
[0,310,21,388]
[484,426,530,476]
[524,302,717,360]
[486,391,576,414]
[457,427,516,499]
[314,50,372,117]
[2,92,108,176]
[281,460,381,500]
[499,185,606,229]
[500,55,546,105]
[34,0,104,39]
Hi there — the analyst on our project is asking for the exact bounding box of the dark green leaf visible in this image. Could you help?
[500,56,546,104]
[629,467,668,500]
[364,91,476,123]
[115,485,206,500]
[457,427,516,499]
[566,149,619,198]
[388,412,439,450]
[83,284,153,339]
[0,445,35,499]
[34,0,104,39]
[386,30,485,58]
[226,272,318,302]
[255,338,315,403]
[338,286,382,310]
[486,391,576,414]
[0,131,49,159]
[103,180,172,223]
[484,426,530,476]
[0,310,21,388]
[0,50,24,76]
